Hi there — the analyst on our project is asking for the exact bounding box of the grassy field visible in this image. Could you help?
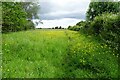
[2,29,118,78]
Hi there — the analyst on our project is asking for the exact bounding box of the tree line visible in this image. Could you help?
[2,2,40,33]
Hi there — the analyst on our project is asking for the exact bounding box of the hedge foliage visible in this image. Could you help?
[68,13,120,55]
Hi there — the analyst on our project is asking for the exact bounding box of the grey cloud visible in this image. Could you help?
[39,0,90,20]
[40,12,85,20]
[40,2,56,14]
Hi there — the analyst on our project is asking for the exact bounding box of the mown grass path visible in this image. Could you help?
[2,29,118,78]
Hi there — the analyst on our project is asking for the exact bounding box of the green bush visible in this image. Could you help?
[100,13,120,53]
[87,13,120,54]
[90,16,104,35]
[72,26,81,31]
[68,21,90,32]
[80,21,91,34]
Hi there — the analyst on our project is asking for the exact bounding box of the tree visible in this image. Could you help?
[59,26,62,29]
[86,0,120,21]
[2,2,40,33]
[55,26,59,29]
[21,2,40,19]
[68,26,72,29]
[2,2,27,33]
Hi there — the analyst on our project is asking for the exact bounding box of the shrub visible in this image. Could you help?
[87,13,120,54]
[100,13,120,53]
[90,16,104,35]
[68,21,86,31]
[68,26,73,30]
[72,26,81,31]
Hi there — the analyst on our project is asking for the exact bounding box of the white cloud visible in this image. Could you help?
[36,0,90,28]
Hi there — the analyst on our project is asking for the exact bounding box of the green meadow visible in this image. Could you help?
[2,29,118,78]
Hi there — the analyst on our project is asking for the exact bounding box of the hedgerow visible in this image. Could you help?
[68,13,120,55]
[90,13,120,54]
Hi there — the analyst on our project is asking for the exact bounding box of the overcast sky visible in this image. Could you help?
[34,0,90,28]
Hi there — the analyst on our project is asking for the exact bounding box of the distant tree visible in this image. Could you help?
[52,27,54,29]
[68,26,72,29]
[37,28,42,29]
[86,0,120,20]
[55,26,59,29]
[59,26,62,29]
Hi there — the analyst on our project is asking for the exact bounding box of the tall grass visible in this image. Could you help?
[2,29,118,78]
[2,30,69,78]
